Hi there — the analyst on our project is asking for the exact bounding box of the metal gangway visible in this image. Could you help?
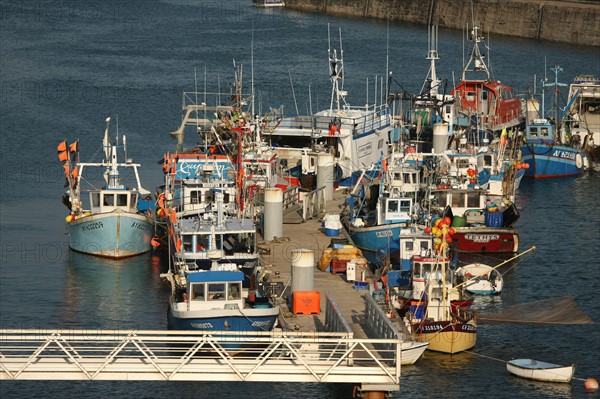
[0,329,400,392]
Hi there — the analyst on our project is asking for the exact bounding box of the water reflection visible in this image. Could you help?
[60,251,169,330]
[508,375,574,398]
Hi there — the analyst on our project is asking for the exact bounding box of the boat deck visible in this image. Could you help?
[258,189,375,338]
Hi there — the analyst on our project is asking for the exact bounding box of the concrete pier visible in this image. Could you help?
[259,189,374,338]
[285,0,600,47]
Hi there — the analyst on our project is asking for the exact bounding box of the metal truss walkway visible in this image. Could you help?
[0,329,400,392]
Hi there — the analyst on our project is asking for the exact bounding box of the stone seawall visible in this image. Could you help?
[284,0,600,47]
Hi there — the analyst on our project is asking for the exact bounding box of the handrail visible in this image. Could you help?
[0,329,401,387]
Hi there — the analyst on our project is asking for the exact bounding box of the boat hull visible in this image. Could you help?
[414,321,477,354]
[68,211,153,258]
[507,359,575,383]
[399,341,429,365]
[346,222,406,263]
[453,227,519,253]
[521,144,587,178]
[456,263,504,295]
[168,305,279,333]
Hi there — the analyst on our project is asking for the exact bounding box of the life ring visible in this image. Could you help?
[576,153,583,169]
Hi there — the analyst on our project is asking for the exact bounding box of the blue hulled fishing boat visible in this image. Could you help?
[58,117,154,258]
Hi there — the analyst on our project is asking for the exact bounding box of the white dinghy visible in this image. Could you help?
[507,358,575,383]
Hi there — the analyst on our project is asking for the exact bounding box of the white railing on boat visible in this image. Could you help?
[274,107,390,137]
[0,329,401,389]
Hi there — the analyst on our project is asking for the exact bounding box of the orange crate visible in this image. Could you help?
[330,259,348,275]
[292,291,321,315]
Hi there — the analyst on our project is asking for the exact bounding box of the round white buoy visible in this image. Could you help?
[584,377,599,392]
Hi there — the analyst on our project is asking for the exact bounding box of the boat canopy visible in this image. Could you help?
[186,270,244,283]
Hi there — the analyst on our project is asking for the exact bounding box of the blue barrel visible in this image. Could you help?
[485,211,504,227]
[325,228,340,237]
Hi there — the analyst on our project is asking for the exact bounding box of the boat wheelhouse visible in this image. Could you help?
[451,25,523,132]
[167,267,279,334]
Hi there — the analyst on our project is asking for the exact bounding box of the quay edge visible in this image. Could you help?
[284,0,600,47]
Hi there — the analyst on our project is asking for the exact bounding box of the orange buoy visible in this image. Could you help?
[584,378,599,392]
[151,238,160,248]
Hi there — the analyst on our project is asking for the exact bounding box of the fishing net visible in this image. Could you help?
[477,296,594,325]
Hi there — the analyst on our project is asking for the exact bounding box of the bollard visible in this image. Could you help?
[263,188,283,241]
[291,249,315,293]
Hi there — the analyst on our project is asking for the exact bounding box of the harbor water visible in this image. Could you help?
[1,1,599,397]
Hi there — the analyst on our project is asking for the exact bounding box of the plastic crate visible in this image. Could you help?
[292,291,321,315]
[330,259,348,275]
[353,281,369,290]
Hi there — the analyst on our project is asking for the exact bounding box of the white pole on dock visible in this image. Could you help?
[291,249,315,293]
[317,152,335,201]
[263,188,283,242]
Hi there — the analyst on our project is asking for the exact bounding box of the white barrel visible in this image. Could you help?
[317,152,335,201]
[263,188,283,241]
[432,122,449,154]
[291,249,315,292]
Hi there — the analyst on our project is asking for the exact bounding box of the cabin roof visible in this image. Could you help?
[179,217,255,234]
[186,270,244,283]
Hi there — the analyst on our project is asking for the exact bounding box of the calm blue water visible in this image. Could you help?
[1,1,599,397]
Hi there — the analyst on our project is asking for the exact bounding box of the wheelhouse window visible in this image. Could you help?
[399,199,412,213]
[405,242,414,252]
[103,194,114,206]
[228,282,241,300]
[530,127,538,137]
[117,194,128,207]
[434,192,449,208]
[192,283,205,301]
[467,192,480,207]
[195,234,209,252]
[208,283,226,301]
[467,91,476,101]
[183,235,193,252]
[452,193,465,208]
[91,192,100,207]
[387,200,398,213]
[190,190,200,204]
[540,127,549,137]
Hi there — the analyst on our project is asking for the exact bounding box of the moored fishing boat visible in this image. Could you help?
[165,264,279,333]
[344,159,421,263]
[262,26,391,187]
[451,24,523,133]
[560,74,600,161]
[507,359,575,383]
[521,67,589,177]
[521,116,588,178]
[58,117,154,258]
[406,256,477,354]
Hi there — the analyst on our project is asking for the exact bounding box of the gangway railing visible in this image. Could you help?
[324,292,354,366]
[301,186,326,221]
[0,329,401,390]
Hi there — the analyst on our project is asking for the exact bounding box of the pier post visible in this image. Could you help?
[291,249,315,293]
[263,188,283,241]
[317,152,335,201]
[432,122,449,153]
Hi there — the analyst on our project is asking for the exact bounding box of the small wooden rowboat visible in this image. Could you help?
[507,358,575,383]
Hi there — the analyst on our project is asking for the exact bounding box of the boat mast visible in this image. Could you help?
[462,24,490,82]
[328,25,347,113]
[425,25,440,98]
[549,65,567,126]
